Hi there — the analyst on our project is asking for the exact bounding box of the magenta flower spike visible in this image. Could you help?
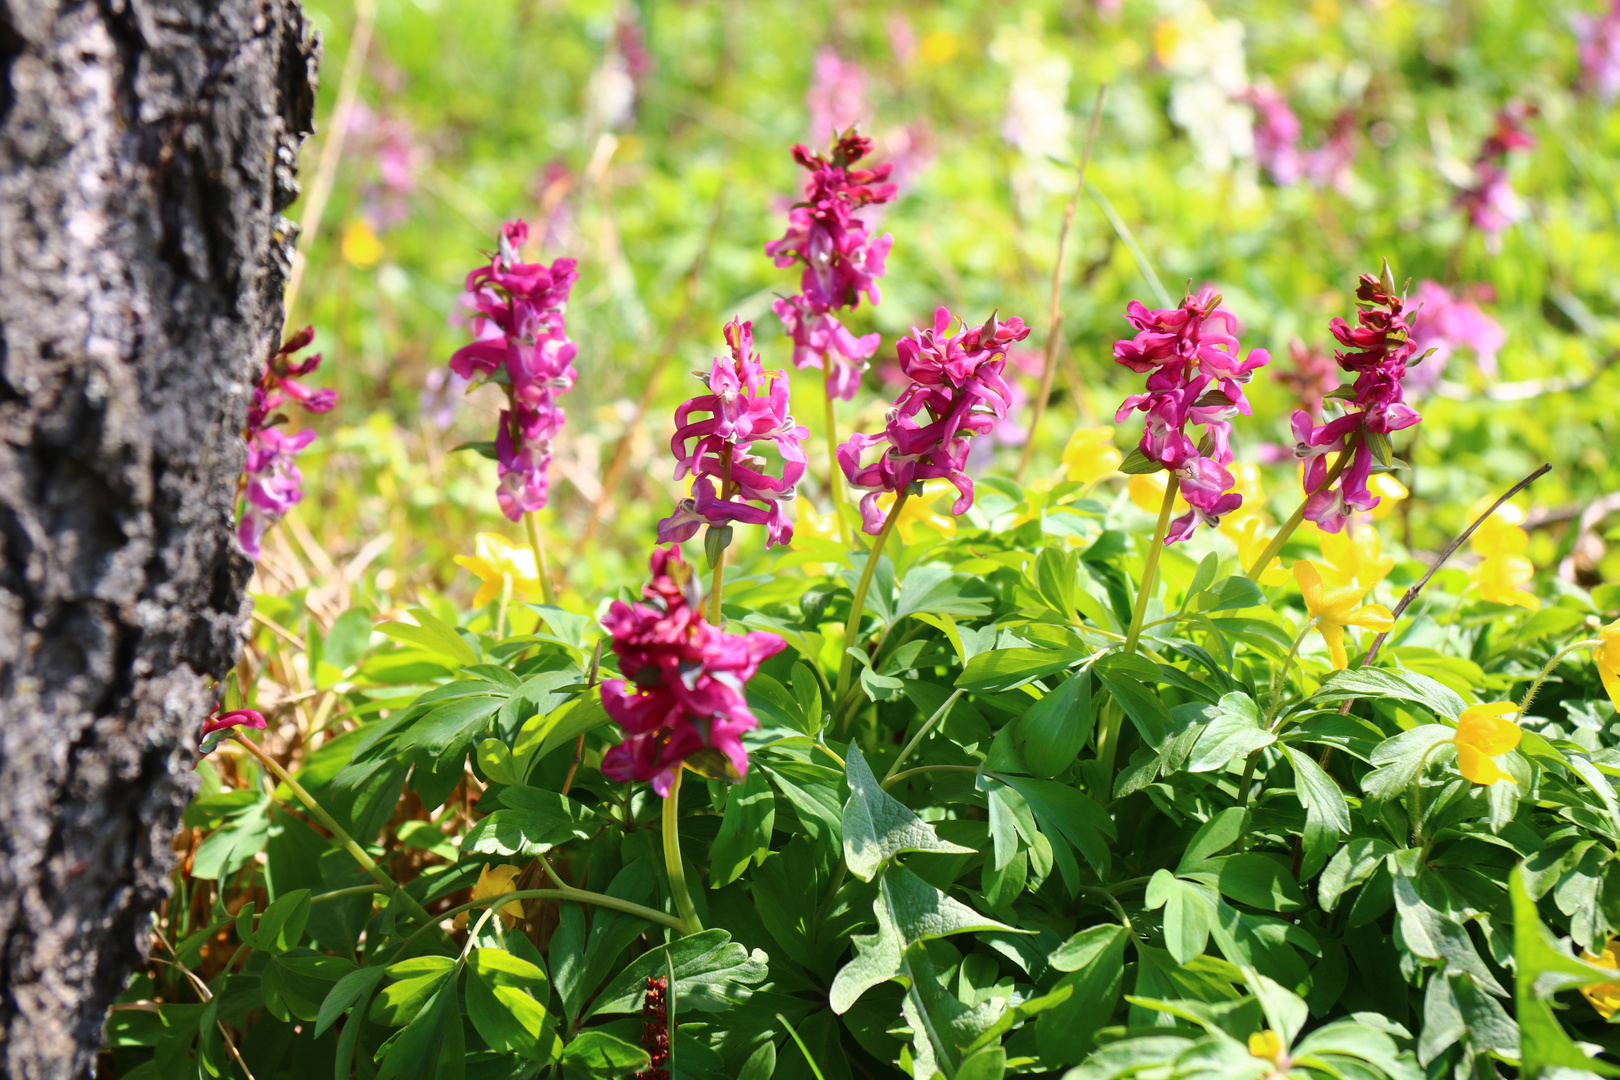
[199,706,268,754]
[1458,104,1535,245]
[449,220,579,522]
[1244,84,1302,186]
[1576,2,1620,103]
[767,134,897,401]
[1111,288,1270,544]
[1288,268,1425,533]
[658,319,809,549]
[237,327,336,560]
[839,307,1031,534]
[599,547,786,795]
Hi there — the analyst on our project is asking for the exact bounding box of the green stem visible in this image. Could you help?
[882,690,965,785]
[823,370,853,548]
[1262,621,1317,730]
[230,733,433,925]
[1237,751,1261,807]
[1409,742,1444,847]
[388,887,684,962]
[708,545,725,625]
[662,770,702,935]
[834,491,908,703]
[1245,434,1363,581]
[1123,476,1180,654]
[496,572,512,639]
[882,764,980,789]
[1095,700,1125,794]
[524,511,557,607]
[1518,638,1604,718]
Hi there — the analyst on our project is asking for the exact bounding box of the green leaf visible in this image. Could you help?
[465,949,559,1062]
[587,929,767,1017]
[379,608,479,666]
[829,867,1021,1013]
[1013,672,1093,779]
[1281,744,1352,847]
[560,1032,650,1078]
[1392,873,1506,997]
[1145,871,1214,963]
[893,565,995,623]
[709,769,776,887]
[1309,668,1464,720]
[475,738,520,785]
[1511,866,1620,1077]
[1037,924,1129,1065]
[255,888,311,954]
[1361,725,1454,802]
[325,608,375,672]
[1188,575,1266,614]
[375,976,462,1080]
[1094,662,1172,749]
[989,773,1115,890]
[1184,693,1273,773]
[1120,446,1164,474]
[955,1046,1006,1080]
[1178,807,1249,871]
[841,744,973,882]
[957,646,1085,693]
[316,966,386,1038]
[1213,854,1305,912]
[461,791,595,858]
[738,1039,778,1080]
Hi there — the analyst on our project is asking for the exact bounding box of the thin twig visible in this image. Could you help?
[1335,462,1552,716]
[283,0,376,323]
[1018,84,1107,483]
[581,191,727,545]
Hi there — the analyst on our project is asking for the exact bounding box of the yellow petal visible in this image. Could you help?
[1061,427,1123,485]
[1583,982,1620,1020]
[1293,560,1326,614]
[472,863,526,925]
[1367,473,1408,521]
[1456,742,1506,785]
[1344,602,1395,633]
[1319,621,1349,670]
[1456,708,1522,757]
[1599,659,1620,716]
[342,219,384,268]
[1248,1030,1284,1062]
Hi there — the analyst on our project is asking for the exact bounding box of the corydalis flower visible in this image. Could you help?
[1576,2,1620,103]
[600,548,786,796]
[658,319,808,549]
[1459,104,1535,245]
[1244,83,1302,186]
[1406,279,1504,386]
[199,706,266,755]
[1290,267,1424,533]
[840,307,1031,535]
[1112,288,1270,543]
[449,220,579,521]
[767,134,896,401]
[807,48,869,144]
[238,327,335,560]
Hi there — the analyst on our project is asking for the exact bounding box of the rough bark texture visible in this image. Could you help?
[0,1,317,1076]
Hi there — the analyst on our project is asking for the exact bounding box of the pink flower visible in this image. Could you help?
[1111,288,1270,543]
[840,307,1030,534]
[599,548,786,795]
[807,48,869,144]
[767,135,897,400]
[1576,2,1620,102]
[1304,110,1357,193]
[657,320,808,549]
[1245,84,1303,186]
[236,327,334,561]
[1406,280,1505,387]
[1292,269,1426,532]
[449,220,580,521]
[1458,104,1535,244]
[199,706,267,754]
[1273,340,1341,420]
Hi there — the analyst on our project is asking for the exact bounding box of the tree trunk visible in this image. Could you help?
[0,1,317,1075]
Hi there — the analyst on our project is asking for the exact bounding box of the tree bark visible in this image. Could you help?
[0,1,317,1076]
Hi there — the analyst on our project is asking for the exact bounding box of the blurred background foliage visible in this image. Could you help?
[279,0,1620,618]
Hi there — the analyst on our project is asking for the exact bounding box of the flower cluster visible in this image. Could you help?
[600,548,786,796]
[1112,288,1271,543]
[767,134,896,400]
[199,705,266,755]
[1244,83,1302,186]
[657,319,808,549]
[449,220,580,521]
[1290,269,1423,533]
[839,307,1030,535]
[637,977,673,1080]
[1469,501,1538,609]
[1459,104,1535,244]
[1452,702,1522,785]
[1576,2,1620,103]
[1273,340,1341,421]
[1406,279,1505,386]
[239,327,336,560]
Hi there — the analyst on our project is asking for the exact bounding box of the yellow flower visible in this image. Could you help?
[1127,472,1190,517]
[454,533,543,607]
[1230,516,1289,586]
[1314,525,1394,592]
[1367,473,1408,521]
[1453,702,1522,785]
[1580,940,1620,1019]
[1596,621,1620,714]
[1061,427,1122,485]
[341,219,384,268]
[1469,502,1529,558]
[875,481,958,545]
[919,30,958,65]
[1476,553,1539,609]
[455,863,526,930]
[1294,561,1395,670]
[1248,1029,1285,1064]
[794,496,840,545]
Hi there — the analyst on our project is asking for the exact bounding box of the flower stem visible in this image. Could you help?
[496,572,512,639]
[1123,476,1180,654]
[823,369,852,547]
[882,689,964,785]
[1245,435,1362,581]
[1518,637,1604,717]
[662,769,703,935]
[229,733,433,925]
[523,510,556,607]
[708,546,725,625]
[835,491,909,704]
[1263,620,1317,730]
